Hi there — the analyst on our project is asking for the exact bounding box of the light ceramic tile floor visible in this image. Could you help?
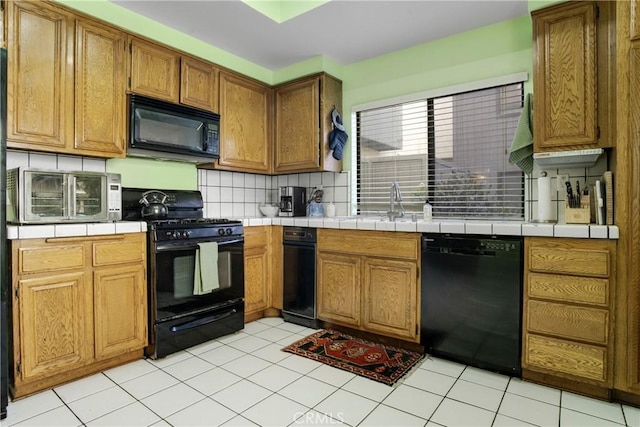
[2,318,639,427]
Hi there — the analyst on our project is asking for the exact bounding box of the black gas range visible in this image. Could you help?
[122,188,245,359]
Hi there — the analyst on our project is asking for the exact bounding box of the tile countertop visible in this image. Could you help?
[6,221,148,240]
[6,218,619,240]
[244,217,619,239]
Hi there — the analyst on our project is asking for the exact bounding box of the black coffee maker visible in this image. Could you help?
[279,186,306,217]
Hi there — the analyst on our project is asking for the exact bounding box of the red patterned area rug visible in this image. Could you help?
[282,329,424,386]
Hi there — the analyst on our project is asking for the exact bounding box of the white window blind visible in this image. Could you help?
[357,82,525,220]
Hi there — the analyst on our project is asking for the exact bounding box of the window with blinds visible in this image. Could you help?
[357,82,525,220]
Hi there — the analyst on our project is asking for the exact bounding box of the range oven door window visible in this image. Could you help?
[153,237,244,320]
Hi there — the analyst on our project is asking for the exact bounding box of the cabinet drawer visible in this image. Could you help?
[527,300,608,344]
[529,246,609,277]
[93,236,144,266]
[318,229,419,260]
[528,273,608,306]
[525,334,606,382]
[17,245,85,274]
[244,227,268,248]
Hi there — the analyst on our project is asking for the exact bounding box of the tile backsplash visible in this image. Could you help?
[7,150,107,173]
[525,154,610,224]
[198,170,351,218]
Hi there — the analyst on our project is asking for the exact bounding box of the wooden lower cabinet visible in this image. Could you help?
[317,252,361,327]
[317,229,420,342]
[11,233,147,398]
[522,237,616,398]
[244,227,270,319]
[243,225,283,322]
[16,272,92,382]
[363,257,418,340]
[93,265,147,360]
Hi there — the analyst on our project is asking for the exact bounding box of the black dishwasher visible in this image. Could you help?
[421,233,523,376]
[282,227,318,328]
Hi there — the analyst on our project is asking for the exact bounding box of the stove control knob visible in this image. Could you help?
[185,230,192,238]
[226,228,233,235]
[172,231,180,239]
[218,228,225,236]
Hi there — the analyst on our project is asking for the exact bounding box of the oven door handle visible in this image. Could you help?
[156,238,244,252]
[170,308,237,333]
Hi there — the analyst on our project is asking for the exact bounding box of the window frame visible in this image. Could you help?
[352,72,528,219]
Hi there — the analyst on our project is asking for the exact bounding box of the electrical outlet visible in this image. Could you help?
[557,174,569,191]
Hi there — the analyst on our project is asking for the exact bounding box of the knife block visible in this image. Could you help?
[565,195,591,224]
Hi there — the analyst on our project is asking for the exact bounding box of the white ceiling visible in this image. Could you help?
[111,0,529,71]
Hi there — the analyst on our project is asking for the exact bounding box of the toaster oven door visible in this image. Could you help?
[22,170,68,223]
[70,173,109,221]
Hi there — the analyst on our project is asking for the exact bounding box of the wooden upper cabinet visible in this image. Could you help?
[75,19,126,156]
[217,72,272,173]
[180,56,218,112]
[532,1,614,151]
[274,73,343,173]
[129,38,220,113]
[6,1,74,150]
[129,37,180,103]
[275,77,320,172]
[5,1,126,158]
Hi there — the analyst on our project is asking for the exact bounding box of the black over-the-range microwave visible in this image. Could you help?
[128,94,220,162]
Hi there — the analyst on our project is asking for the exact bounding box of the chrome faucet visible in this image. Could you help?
[388,181,405,221]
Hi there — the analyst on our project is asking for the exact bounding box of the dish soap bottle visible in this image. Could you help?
[423,199,432,221]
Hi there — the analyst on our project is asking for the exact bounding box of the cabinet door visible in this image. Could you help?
[244,246,270,316]
[362,258,418,341]
[93,265,147,360]
[6,1,74,150]
[317,252,361,327]
[75,19,126,157]
[16,272,91,381]
[274,77,320,172]
[244,227,270,317]
[129,38,180,103]
[180,56,218,112]
[533,2,597,150]
[218,72,272,173]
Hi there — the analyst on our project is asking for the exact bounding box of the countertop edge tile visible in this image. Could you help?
[417,221,441,233]
[464,222,493,235]
[6,226,18,240]
[395,221,418,232]
[492,222,523,236]
[521,223,554,237]
[7,219,621,240]
[440,221,466,234]
[553,224,590,239]
[589,225,609,239]
[339,220,358,230]
[55,224,89,237]
[18,225,56,239]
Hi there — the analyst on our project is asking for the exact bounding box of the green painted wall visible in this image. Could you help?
[340,14,533,169]
[107,158,197,190]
